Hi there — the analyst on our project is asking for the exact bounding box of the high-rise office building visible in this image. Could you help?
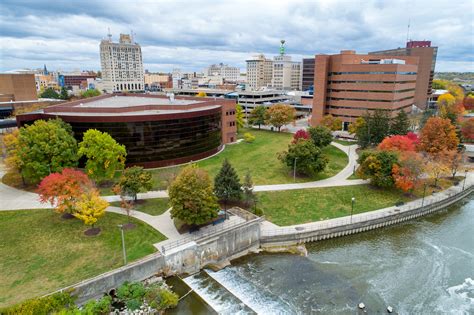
[312,50,420,129]
[246,54,273,90]
[100,33,144,93]
[301,58,315,91]
[206,63,241,82]
[369,40,437,109]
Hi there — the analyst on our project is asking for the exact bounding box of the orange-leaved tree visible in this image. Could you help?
[378,132,419,152]
[37,168,93,214]
[320,114,342,131]
[419,117,459,154]
[443,150,464,179]
[461,118,474,143]
[392,151,425,193]
[425,152,450,187]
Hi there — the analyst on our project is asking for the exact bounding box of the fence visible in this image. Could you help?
[261,180,473,240]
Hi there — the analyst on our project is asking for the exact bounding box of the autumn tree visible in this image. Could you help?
[279,139,328,176]
[17,119,78,184]
[390,110,410,135]
[392,151,424,193]
[308,126,332,148]
[74,189,109,230]
[235,104,245,130]
[461,118,474,143]
[443,150,464,179]
[348,117,365,135]
[214,159,241,208]
[78,129,127,182]
[168,165,219,226]
[2,130,24,184]
[37,168,93,215]
[425,153,449,187]
[196,91,207,97]
[357,150,399,188]
[115,166,153,201]
[419,117,459,154]
[248,105,267,129]
[378,133,418,152]
[438,93,459,124]
[292,129,310,143]
[112,184,134,222]
[265,104,296,132]
[320,114,342,131]
[242,172,254,207]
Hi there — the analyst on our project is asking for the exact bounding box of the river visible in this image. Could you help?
[168,197,474,314]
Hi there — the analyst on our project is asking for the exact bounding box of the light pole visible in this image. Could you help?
[117,224,127,265]
[293,157,298,182]
[462,169,468,191]
[350,197,355,224]
[421,183,427,207]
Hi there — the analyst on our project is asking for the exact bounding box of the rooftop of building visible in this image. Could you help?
[77,95,200,108]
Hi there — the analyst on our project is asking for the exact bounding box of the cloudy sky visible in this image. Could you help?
[1,0,473,73]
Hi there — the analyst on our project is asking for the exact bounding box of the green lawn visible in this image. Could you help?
[257,178,457,226]
[0,209,166,308]
[110,198,170,216]
[144,129,348,191]
[333,139,356,146]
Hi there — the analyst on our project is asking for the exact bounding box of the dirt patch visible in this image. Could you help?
[61,212,75,220]
[84,227,101,236]
[123,222,136,230]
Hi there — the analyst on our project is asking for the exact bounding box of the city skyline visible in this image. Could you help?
[1,0,473,73]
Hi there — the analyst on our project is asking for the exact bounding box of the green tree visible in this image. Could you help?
[78,129,127,182]
[60,87,69,100]
[116,166,153,201]
[214,159,242,208]
[265,104,296,132]
[356,110,391,148]
[236,104,245,130]
[80,89,101,98]
[419,109,436,129]
[39,87,60,99]
[242,172,254,207]
[17,119,78,184]
[248,105,267,129]
[308,126,332,148]
[357,150,399,188]
[279,139,328,176]
[390,110,410,135]
[168,165,219,225]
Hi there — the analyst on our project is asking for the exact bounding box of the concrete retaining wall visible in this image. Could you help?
[261,186,473,247]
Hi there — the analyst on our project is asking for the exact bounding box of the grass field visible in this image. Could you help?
[0,209,166,307]
[333,139,356,146]
[144,128,348,191]
[257,178,458,226]
[110,198,170,216]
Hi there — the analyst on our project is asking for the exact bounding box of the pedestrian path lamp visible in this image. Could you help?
[351,197,355,224]
[117,224,127,265]
[463,170,468,191]
[421,183,427,207]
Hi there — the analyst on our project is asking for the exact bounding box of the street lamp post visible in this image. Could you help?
[293,158,298,182]
[421,183,427,207]
[117,224,127,265]
[462,170,468,191]
[351,197,355,224]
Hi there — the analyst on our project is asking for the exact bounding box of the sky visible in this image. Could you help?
[0,0,473,73]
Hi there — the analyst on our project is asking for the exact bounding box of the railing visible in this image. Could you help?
[261,181,473,239]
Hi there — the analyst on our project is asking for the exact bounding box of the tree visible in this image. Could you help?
[196,91,207,97]
[390,110,410,135]
[169,165,219,225]
[80,89,101,99]
[392,151,424,193]
[265,104,296,132]
[432,79,447,90]
[242,172,254,207]
[112,184,134,222]
[419,109,436,129]
[73,189,109,228]
[461,118,474,142]
[357,150,399,188]
[438,93,459,124]
[116,166,153,201]
[279,139,328,176]
[308,126,332,148]
[2,130,24,183]
[17,119,78,184]
[39,87,60,99]
[443,150,463,179]
[78,129,127,182]
[348,117,365,135]
[419,117,459,154]
[425,153,449,187]
[37,168,93,214]
[248,105,267,129]
[320,114,342,131]
[214,159,241,208]
[292,129,310,143]
[60,87,69,100]
[235,104,245,130]
[378,133,418,152]
[356,110,391,148]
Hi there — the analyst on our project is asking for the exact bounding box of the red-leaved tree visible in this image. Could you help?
[392,151,425,193]
[461,118,474,143]
[378,132,419,152]
[37,168,93,214]
[292,129,310,143]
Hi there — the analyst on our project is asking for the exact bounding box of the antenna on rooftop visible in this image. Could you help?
[406,18,411,43]
[280,39,286,55]
[107,27,112,42]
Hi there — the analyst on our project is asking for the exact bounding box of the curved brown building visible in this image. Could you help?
[16,93,237,168]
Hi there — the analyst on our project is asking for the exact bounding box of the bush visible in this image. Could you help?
[116,281,147,301]
[1,291,75,315]
[82,295,112,315]
[254,207,264,216]
[144,284,179,310]
[308,126,332,148]
[243,132,256,143]
[125,299,142,311]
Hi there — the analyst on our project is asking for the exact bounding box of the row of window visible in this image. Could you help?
[329,80,416,84]
[327,103,412,111]
[329,71,417,75]
[226,110,236,116]
[327,88,415,94]
[327,96,414,103]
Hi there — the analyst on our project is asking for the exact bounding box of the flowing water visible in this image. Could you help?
[168,197,474,314]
